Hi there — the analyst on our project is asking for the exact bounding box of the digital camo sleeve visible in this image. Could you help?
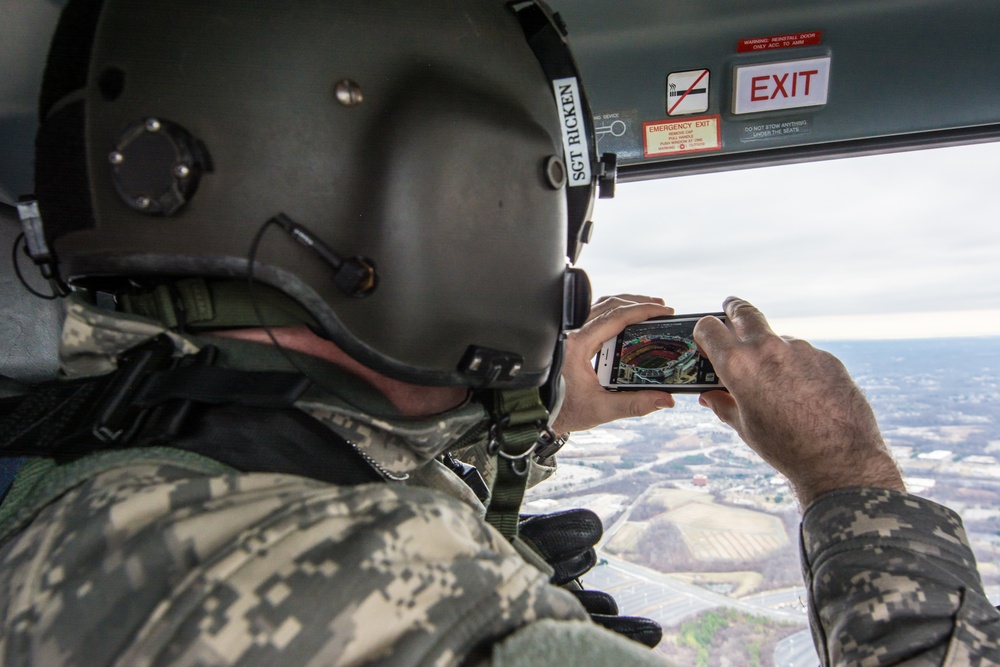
[800,488,1000,666]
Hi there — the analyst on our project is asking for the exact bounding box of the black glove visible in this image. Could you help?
[518,509,663,648]
[518,509,600,585]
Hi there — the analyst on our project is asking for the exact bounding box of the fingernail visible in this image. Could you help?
[654,398,673,409]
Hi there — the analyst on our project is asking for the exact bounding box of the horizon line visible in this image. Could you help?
[767,308,1000,342]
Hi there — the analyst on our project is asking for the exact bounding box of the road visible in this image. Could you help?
[584,556,719,627]
[774,629,818,667]
[556,445,728,496]
[585,555,820,666]
[586,554,807,626]
[740,587,809,614]
[596,482,659,549]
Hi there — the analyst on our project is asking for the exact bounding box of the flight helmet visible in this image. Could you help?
[32,0,611,389]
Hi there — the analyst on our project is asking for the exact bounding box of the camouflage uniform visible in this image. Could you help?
[801,488,1000,666]
[0,300,665,666]
[12,301,999,666]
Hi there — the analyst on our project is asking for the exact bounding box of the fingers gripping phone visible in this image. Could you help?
[595,313,726,392]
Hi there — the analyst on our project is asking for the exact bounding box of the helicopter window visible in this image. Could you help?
[527,141,1000,665]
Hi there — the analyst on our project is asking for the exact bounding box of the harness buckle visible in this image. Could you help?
[88,336,179,445]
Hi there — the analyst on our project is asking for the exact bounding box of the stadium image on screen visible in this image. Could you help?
[615,321,702,385]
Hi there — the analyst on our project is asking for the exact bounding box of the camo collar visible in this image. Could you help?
[296,398,489,480]
[59,295,200,378]
[56,296,490,480]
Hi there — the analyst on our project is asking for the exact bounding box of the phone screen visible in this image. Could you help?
[596,314,725,392]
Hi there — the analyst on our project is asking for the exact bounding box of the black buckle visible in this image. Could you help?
[459,346,525,386]
[442,453,491,502]
[89,337,178,444]
[533,425,565,459]
[133,345,222,441]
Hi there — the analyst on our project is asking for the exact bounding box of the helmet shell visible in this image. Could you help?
[45,0,579,387]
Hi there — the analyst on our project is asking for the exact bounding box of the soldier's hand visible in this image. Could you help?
[551,295,675,435]
[693,297,904,508]
[519,509,601,586]
[518,509,662,648]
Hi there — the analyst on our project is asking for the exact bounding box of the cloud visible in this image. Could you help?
[580,142,1000,335]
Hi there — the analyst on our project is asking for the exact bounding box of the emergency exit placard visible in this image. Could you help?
[644,115,721,157]
[733,56,831,114]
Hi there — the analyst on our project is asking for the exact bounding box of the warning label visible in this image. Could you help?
[737,31,822,53]
[741,119,812,142]
[644,115,722,157]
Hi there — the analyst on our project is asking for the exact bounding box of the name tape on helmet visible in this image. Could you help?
[553,77,592,187]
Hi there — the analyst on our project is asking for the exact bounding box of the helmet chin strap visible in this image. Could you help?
[478,327,566,542]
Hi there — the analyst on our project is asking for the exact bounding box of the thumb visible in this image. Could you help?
[693,314,732,363]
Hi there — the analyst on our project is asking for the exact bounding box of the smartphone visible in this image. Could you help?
[595,313,726,392]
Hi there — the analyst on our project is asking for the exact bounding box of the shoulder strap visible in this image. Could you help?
[483,387,550,541]
[0,340,382,486]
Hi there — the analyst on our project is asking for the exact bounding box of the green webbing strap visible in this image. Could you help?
[118,279,320,330]
[484,387,550,541]
[118,280,214,329]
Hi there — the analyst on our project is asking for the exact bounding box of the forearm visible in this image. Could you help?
[801,488,1000,665]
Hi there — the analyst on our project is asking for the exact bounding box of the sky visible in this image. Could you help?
[580,141,1000,341]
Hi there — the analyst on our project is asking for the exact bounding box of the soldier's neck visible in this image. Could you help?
[207,326,468,417]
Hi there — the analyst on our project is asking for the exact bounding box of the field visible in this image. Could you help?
[607,489,790,562]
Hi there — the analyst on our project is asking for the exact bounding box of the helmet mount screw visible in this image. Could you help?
[335,79,364,107]
[108,151,125,165]
[174,164,191,179]
[145,118,162,132]
[544,155,567,190]
[135,196,152,209]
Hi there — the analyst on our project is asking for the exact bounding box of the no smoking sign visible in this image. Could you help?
[667,69,710,116]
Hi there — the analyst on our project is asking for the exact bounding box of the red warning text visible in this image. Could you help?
[644,115,722,157]
[750,69,820,101]
[737,32,822,53]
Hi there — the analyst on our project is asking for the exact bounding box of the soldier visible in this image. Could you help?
[4,1,998,666]
[1,0,670,664]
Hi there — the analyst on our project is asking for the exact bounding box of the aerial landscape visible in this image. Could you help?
[524,336,1000,666]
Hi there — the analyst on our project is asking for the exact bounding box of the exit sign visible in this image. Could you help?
[733,56,831,114]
